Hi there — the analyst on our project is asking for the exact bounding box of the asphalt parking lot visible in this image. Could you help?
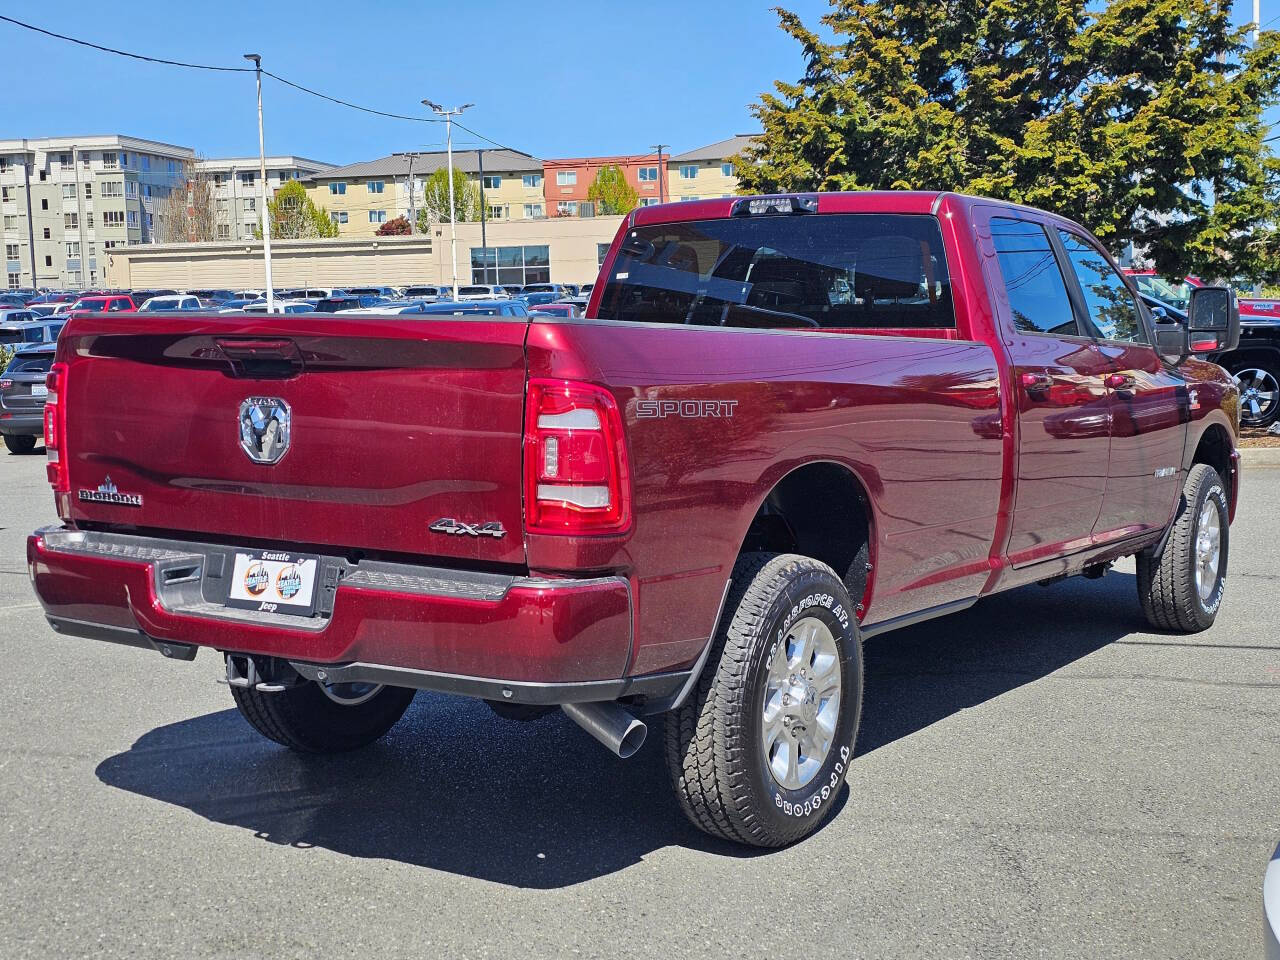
[1,449,1277,960]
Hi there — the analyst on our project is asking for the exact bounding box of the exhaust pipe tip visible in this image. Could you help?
[562,701,647,759]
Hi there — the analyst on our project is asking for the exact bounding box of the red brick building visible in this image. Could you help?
[542,153,667,216]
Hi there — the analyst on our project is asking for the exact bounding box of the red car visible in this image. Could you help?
[29,192,1240,846]
[65,294,137,318]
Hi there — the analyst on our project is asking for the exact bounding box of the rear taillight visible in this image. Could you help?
[44,362,68,493]
[524,379,631,534]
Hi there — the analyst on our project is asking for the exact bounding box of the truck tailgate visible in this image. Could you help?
[57,312,528,566]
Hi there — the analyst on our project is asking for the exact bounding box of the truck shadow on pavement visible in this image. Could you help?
[95,572,1145,887]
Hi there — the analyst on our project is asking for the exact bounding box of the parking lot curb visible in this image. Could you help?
[1240,447,1280,467]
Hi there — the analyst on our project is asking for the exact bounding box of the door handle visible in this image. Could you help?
[1020,371,1053,393]
[1106,372,1137,391]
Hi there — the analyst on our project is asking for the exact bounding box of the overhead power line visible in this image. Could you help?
[0,14,253,72]
[262,71,441,125]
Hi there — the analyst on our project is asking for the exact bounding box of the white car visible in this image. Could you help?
[338,300,431,315]
[239,299,316,315]
[138,295,202,312]
[456,284,513,301]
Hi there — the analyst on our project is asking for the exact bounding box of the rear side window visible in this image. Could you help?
[596,214,955,330]
[989,218,1080,337]
[1057,231,1147,344]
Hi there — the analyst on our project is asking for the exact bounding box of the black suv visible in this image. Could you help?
[0,343,55,454]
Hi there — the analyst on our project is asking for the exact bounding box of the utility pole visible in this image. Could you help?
[477,148,488,257]
[406,152,416,235]
[1255,0,1261,46]
[422,99,473,294]
[244,54,274,311]
[651,143,668,204]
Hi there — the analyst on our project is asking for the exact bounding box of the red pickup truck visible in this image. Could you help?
[27,192,1241,847]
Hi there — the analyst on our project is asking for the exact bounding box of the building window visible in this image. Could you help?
[87,213,94,228]
[167,160,176,173]
[216,198,229,213]
[680,195,701,202]
[523,203,544,219]
[101,181,123,198]
[557,201,579,216]
[5,243,19,259]
[103,211,124,227]
[40,199,48,211]
[522,173,543,188]
[487,204,505,219]
[721,162,735,177]
[369,210,387,223]
[598,243,611,266]
[146,213,153,231]
[680,165,698,179]
[0,187,9,201]
[84,182,92,199]
[470,244,550,286]
[329,182,346,195]
[62,184,76,199]
[556,170,577,186]
[7,273,19,290]
[244,222,255,236]
[638,166,658,182]
[126,211,138,227]
[44,255,52,267]
[42,227,50,238]
[217,224,230,239]
[3,215,16,230]
[367,181,385,194]
[140,156,151,171]
[331,211,349,225]
[103,154,117,170]
[82,155,91,168]
[243,197,256,211]
[240,172,255,187]
[212,173,226,186]
[64,213,78,230]
[66,242,80,258]
[482,175,501,190]
[125,181,138,199]
[59,153,71,166]
[639,197,660,206]
[142,184,152,199]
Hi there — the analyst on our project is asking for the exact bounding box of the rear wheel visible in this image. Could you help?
[230,676,415,753]
[1230,362,1280,428]
[664,552,863,847]
[1137,464,1229,633]
[3,434,36,454]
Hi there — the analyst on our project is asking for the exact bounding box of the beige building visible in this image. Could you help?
[665,134,757,202]
[103,214,625,290]
[196,155,335,241]
[1,134,195,290]
[302,149,546,239]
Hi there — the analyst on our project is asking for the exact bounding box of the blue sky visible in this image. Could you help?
[2,0,1273,165]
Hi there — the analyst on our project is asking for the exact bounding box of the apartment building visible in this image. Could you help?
[302,149,545,238]
[0,135,195,290]
[197,156,335,241]
[665,135,757,203]
[541,153,667,216]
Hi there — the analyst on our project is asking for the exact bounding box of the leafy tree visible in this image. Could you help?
[417,168,481,230]
[376,215,412,236]
[739,1,1280,280]
[257,180,338,240]
[587,165,639,214]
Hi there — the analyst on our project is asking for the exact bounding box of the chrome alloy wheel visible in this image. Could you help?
[761,615,842,790]
[1233,368,1279,425]
[319,680,384,706]
[1195,499,1222,605]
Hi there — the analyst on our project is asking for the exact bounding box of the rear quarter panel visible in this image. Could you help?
[526,320,1005,676]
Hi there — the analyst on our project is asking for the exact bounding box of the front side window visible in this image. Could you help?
[596,213,955,330]
[1058,231,1146,344]
[988,217,1080,337]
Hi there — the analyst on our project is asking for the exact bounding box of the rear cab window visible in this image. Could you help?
[595,213,956,330]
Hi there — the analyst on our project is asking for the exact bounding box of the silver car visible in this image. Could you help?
[1267,841,1279,959]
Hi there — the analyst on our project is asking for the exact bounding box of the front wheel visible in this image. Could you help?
[664,552,863,847]
[1136,463,1229,633]
[230,674,416,753]
[1231,363,1280,428]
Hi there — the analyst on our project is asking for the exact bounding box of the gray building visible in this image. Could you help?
[1,135,196,290]
[196,155,335,241]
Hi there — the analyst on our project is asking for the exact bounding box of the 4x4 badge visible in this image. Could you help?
[429,518,506,539]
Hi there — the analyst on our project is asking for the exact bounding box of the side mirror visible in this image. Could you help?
[1187,285,1240,354]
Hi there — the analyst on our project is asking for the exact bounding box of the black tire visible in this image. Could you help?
[230,679,415,753]
[1229,360,1280,428]
[1137,464,1229,633]
[3,434,36,454]
[664,552,863,847]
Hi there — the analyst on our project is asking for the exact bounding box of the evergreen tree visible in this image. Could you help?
[739,1,1280,280]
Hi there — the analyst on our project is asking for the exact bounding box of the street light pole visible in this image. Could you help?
[244,53,274,311]
[422,99,473,294]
